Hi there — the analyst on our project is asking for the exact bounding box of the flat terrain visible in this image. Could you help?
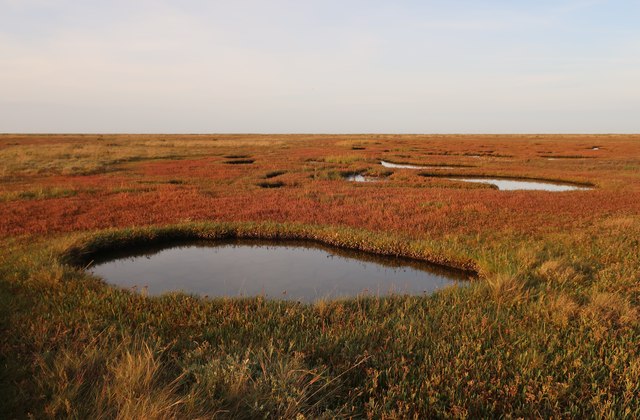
[1,134,639,418]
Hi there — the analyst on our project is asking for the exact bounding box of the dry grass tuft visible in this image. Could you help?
[37,342,104,417]
[97,342,185,420]
[33,260,66,286]
[486,273,525,304]
[188,347,343,418]
[544,293,581,327]
[36,340,186,419]
[537,259,586,286]
[583,292,639,329]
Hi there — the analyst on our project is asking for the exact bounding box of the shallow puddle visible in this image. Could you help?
[88,240,470,302]
[345,174,383,182]
[448,177,591,191]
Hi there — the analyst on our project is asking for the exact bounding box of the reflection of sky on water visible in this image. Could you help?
[450,178,591,191]
[89,242,469,302]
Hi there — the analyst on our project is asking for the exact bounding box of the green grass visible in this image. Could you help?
[0,187,80,202]
[1,221,639,417]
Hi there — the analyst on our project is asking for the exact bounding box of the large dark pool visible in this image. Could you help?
[88,240,471,302]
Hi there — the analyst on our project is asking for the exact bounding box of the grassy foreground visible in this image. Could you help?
[1,134,640,418]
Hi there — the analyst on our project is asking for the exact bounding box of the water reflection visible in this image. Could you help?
[345,174,380,182]
[381,160,426,169]
[380,160,457,170]
[88,240,471,302]
[449,178,591,191]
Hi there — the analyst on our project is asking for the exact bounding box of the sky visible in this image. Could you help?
[1,0,639,133]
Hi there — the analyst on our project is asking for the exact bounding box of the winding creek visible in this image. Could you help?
[445,178,591,191]
[88,240,471,302]
[381,160,427,169]
[380,160,455,169]
[347,160,591,190]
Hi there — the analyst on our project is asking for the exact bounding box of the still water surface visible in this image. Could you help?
[381,160,426,169]
[89,240,470,302]
[345,174,380,182]
[380,160,455,170]
[449,178,591,191]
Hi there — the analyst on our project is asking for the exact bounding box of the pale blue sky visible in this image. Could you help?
[1,0,639,133]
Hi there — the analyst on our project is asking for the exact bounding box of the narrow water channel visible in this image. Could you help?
[380,160,456,170]
[448,178,591,191]
[381,160,426,169]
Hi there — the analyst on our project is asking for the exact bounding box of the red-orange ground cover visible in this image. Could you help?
[1,134,639,239]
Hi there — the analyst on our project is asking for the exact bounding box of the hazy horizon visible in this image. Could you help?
[2,1,639,133]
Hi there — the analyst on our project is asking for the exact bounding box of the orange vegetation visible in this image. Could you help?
[1,134,639,240]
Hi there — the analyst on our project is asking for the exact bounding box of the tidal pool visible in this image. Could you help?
[448,177,591,191]
[88,240,470,302]
[345,173,380,182]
